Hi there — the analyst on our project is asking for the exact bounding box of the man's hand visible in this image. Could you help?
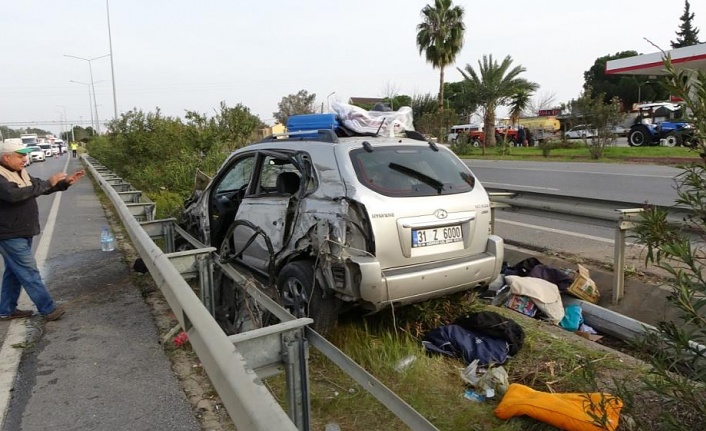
[65,170,85,185]
[48,172,68,186]
[48,170,85,186]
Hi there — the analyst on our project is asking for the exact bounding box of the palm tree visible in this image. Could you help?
[416,0,465,112]
[508,89,531,127]
[458,54,538,149]
[507,89,532,145]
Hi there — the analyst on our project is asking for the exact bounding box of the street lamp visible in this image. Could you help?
[638,80,650,104]
[106,0,118,120]
[56,105,67,139]
[64,53,110,133]
[326,92,336,112]
[70,80,94,132]
[70,80,105,134]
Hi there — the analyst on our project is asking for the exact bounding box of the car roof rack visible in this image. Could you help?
[259,129,339,144]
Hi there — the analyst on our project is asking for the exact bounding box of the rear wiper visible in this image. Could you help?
[388,162,444,193]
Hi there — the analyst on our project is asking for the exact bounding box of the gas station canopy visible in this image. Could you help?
[605,44,706,76]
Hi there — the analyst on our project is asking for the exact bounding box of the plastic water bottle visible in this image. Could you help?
[101,227,115,251]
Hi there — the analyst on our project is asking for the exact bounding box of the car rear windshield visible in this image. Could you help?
[350,146,476,197]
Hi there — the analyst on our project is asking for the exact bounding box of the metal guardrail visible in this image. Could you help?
[83,155,440,431]
[84,156,301,431]
[486,187,693,304]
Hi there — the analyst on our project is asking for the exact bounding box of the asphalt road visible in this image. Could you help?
[0,155,199,431]
[463,159,686,274]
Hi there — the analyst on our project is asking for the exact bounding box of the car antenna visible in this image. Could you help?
[375,117,386,136]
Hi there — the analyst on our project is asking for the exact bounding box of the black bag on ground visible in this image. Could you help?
[454,311,525,356]
[528,264,574,291]
[503,257,542,277]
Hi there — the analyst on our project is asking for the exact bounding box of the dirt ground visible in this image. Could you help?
[113,219,236,430]
[142,285,237,431]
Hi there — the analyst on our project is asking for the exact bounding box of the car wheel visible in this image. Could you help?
[472,139,481,148]
[627,127,649,147]
[277,261,339,335]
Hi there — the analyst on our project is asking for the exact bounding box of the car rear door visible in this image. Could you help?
[232,151,303,273]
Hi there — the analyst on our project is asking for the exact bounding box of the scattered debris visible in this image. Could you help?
[173,331,189,348]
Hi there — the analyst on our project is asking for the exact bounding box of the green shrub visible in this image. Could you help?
[449,134,474,155]
[539,139,560,157]
[88,103,263,204]
[147,190,188,220]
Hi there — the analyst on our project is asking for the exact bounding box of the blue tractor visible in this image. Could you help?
[627,102,697,147]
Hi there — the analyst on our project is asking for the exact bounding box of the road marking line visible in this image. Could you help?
[0,155,71,428]
[472,166,676,179]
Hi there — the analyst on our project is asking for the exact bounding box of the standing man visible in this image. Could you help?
[70,141,78,158]
[0,141,85,321]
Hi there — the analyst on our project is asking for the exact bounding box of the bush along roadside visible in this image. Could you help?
[616,55,706,431]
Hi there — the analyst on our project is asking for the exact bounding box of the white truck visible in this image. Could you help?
[20,133,39,146]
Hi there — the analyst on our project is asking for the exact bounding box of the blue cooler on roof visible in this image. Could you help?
[286,114,339,138]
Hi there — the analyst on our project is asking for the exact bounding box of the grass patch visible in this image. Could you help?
[265,295,641,431]
[455,143,702,164]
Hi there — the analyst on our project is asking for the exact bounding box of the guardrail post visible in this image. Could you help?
[199,256,215,314]
[488,192,515,235]
[283,331,311,431]
[613,209,642,304]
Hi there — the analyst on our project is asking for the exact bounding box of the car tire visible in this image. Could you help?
[213,264,240,335]
[627,127,650,147]
[472,139,481,148]
[277,261,339,335]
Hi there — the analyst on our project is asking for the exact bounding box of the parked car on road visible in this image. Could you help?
[609,124,628,136]
[27,145,46,162]
[50,144,60,155]
[54,139,67,154]
[38,143,53,157]
[180,114,504,334]
[564,125,597,139]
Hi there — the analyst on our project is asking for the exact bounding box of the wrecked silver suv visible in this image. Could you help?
[180,115,504,333]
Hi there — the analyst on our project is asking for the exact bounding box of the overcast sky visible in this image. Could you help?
[1,0,704,135]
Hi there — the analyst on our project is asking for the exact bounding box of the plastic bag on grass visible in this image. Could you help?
[460,359,509,398]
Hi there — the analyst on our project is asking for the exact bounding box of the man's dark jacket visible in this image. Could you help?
[0,168,69,240]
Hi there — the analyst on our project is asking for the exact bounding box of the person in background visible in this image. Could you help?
[70,141,78,158]
[517,126,526,147]
[0,141,85,321]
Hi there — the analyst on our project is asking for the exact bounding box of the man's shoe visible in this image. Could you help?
[0,309,35,321]
[43,306,65,321]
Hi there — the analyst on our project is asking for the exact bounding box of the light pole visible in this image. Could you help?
[106,0,118,120]
[56,105,67,139]
[70,80,94,133]
[326,92,336,112]
[70,80,105,134]
[64,53,110,133]
[638,80,650,104]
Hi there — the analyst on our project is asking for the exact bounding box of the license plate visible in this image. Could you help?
[412,225,463,248]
